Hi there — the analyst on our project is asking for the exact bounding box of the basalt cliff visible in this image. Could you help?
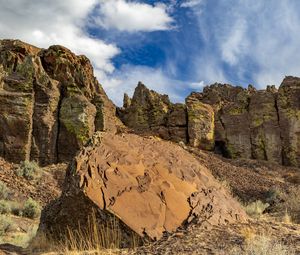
[0,39,122,166]
[118,79,300,167]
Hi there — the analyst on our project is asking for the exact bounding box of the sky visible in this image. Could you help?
[0,0,300,105]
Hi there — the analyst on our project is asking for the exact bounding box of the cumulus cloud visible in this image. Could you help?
[0,0,177,104]
[95,0,174,32]
[0,0,120,74]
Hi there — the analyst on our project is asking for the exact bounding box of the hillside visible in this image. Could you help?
[0,40,299,255]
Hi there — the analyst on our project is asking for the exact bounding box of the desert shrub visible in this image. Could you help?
[265,187,281,204]
[0,215,13,236]
[23,198,40,219]
[0,181,9,199]
[278,187,300,223]
[244,200,269,218]
[15,161,41,180]
[10,202,23,216]
[0,200,11,214]
[230,235,295,255]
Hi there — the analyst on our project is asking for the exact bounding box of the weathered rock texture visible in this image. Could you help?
[118,77,300,167]
[118,82,188,143]
[39,132,247,244]
[186,93,214,150]
[0,39,121,165]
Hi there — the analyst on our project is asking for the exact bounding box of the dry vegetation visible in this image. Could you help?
[29,211,141,255]
[230,234,295,255]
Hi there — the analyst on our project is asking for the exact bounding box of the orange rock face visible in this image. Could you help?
[39,132,247,243]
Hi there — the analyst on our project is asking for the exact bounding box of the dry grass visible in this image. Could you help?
[278,187,300,223]
[282,209,292,224]
[29,211,140,254]
[244,200,269,219]
[230,232,295,255]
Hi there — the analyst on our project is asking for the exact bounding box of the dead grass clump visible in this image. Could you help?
[264,186,300,223]
[230,235,295,255]
[230,225,295,254]
[29,211,141,254]
[244,200,269,218]
[278,186,300,223]
[0,215,13,236]
[282,209,292,224]
[0,181,9,200]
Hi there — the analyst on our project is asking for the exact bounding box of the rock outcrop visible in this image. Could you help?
[118,78,300,167]
[118,82,187,143]
[39,132,247,244]
[186,93,214,150]
[278,77,300,166]
[0,40,121,165]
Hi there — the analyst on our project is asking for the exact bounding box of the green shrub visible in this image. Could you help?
[0,200,11,214]
[10,202,23,216]
[0,215,13,236]
[265,188,281,204]
[245,200,269,218]
[23,198,40,219]
[0,181,9,199]
[16,161,41,180]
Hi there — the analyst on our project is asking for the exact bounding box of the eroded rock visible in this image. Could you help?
[278,76,300,167]
[118,83,187,143]
[186,93,215,150]
[0,39,122,165]
[39,132,247,244]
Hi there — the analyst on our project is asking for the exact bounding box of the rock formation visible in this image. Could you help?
[39,132,247,244]
[118,82,187,142]
[0,39,122,166]
[186,93,215,150]
[118,78,300,167]
[278,77,300,166]
[0,39,299,168]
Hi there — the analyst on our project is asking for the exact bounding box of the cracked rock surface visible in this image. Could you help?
[39,132,247,244]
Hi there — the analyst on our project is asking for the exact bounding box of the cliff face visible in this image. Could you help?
[1,40,299,168]
[0,40,121,166]
[118,77,300,167]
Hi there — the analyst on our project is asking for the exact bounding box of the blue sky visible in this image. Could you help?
[1,0,300,105]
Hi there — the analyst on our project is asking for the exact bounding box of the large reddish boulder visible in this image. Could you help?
[39,132,247,244]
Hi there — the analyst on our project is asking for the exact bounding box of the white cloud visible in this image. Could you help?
[188,0,300,88]
[0,0,119,74]
[0,0,177,105]
[181,0,203,8]
[221,19,248,66]
[95,0,174,32]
